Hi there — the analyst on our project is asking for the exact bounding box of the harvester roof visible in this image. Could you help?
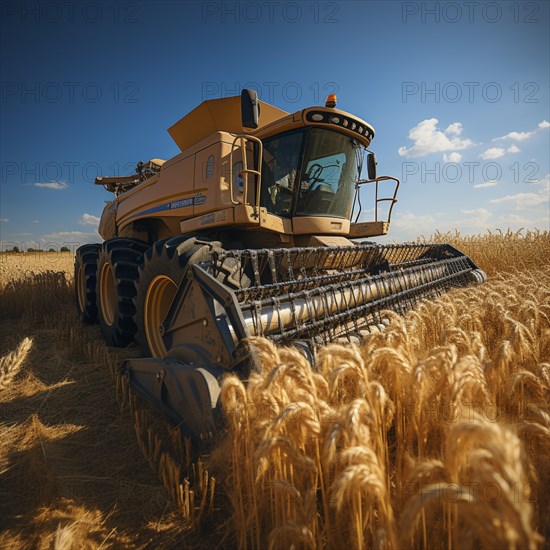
[168,96,289,152]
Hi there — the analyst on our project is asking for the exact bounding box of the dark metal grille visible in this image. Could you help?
[208,243,483,344]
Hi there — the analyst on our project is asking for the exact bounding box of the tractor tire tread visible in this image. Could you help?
[97,238,149,347]
[134,235,220,356]
[75,243,101,324]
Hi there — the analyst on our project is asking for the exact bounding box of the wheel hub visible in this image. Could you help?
[99,262,117,327]
[77,264,86,312]
[144,274,178,357]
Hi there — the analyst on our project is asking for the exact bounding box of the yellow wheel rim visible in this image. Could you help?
[144,275,178,357]
[77,264,86,312]
[99,262,116,326]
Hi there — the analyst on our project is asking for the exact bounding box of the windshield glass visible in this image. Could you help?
[259,128,361,219]
[295,128,360,218]
[260,130,304,217]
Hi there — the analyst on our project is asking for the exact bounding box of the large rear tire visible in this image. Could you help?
[96,238,149,347]
[134,236,221,357]
[75,243,100,323]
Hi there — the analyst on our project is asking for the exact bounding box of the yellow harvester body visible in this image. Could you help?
[76,91,485,443]
[97,95,394,249]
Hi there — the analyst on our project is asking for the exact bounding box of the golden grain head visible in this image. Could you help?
[2,232,549,549]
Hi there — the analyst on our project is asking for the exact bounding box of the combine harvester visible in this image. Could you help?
[76,90,486,442]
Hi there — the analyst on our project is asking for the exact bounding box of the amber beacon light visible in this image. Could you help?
[325,93,337,108]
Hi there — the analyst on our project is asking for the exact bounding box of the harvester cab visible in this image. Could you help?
[240,89,398,241]
[76,89,487,444]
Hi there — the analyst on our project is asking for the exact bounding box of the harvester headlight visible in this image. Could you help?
[311,113,324,122]
[358,126,364,134]
[342,119,349,127]
[330,116,340,124]
[351,122,356,130]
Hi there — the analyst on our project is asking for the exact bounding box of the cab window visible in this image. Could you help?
[260,130,304,217]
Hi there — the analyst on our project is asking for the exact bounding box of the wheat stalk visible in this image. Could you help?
[0,337,33,389]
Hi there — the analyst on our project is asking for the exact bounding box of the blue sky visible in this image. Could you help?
[1,0,548,250]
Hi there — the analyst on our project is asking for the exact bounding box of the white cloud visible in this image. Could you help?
[44,231,96,238]
[392,211,437,234]
[398,118,473,158]
[387,168,549,240]
[492,120,549,143]
[443,152,462,163]
[0,218,8,223]
[461,208,492,218]
[473,181,498,189]
[480,145,520,159]
[499,214,535,225]
[533,173,549,188]
[381,202,548,242]
[489,193,547,209]
[445,122,462,135]
[389,210,498,240]
[443,209,495,233]
[493,131,533,141]
[480,147,505,160]
[79,213,100,226]
[32,220,39,224]
[34,181,69,190]
[43,230,100,244]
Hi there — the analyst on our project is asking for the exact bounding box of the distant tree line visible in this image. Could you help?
[2,246,71,253]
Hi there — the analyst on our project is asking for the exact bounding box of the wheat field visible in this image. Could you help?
[0,230,549,549]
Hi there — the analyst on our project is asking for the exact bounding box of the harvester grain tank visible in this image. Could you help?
[75,90,486,441]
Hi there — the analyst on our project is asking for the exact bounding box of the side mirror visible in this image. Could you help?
[241,89,260,129]
[366,152,377,180]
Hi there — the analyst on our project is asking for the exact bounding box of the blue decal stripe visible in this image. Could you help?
[125,194,206,222]
[127,203,170,221]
